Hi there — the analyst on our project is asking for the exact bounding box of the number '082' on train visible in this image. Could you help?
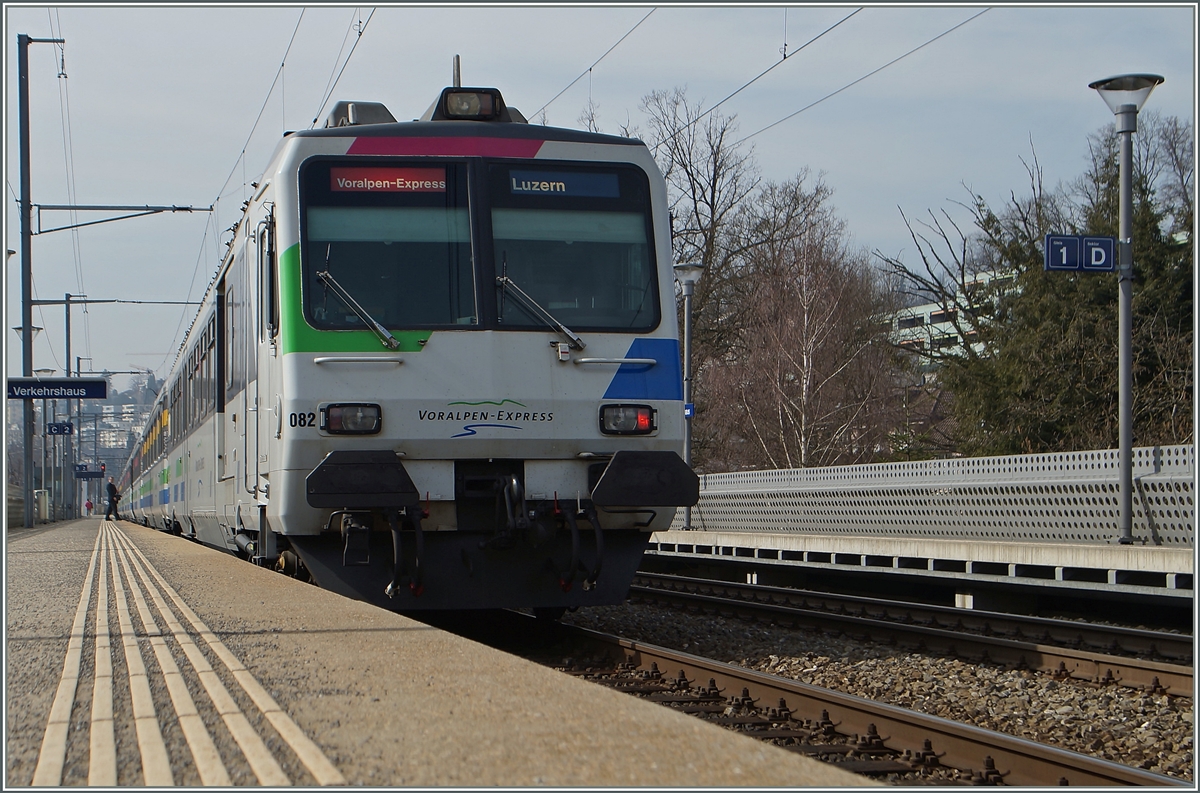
[118,85,699,614]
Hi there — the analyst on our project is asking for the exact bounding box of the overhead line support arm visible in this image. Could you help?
[32,203,214,235]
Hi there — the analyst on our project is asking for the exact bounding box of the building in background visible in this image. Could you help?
[889,270,1017,375]
[5,372,157,520]
[885,271,1017,458]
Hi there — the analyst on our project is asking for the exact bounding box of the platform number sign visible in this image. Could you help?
[1045,235,1116,272]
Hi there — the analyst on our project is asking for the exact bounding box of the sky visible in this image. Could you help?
[3,3,1196,393]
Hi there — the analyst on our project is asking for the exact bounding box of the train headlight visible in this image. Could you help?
[443,89,500,120]
[321,403,382,435]
[599,404,656,435]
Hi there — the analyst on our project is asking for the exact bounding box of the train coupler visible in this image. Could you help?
[502,474,530,533]
[336,512,372,566]
[582,507,604,590]
[385,509,404,599]
[559,508,583,591]
[384,506,427,598]
[409,505,425,596]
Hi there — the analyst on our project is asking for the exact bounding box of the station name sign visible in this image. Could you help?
[6,378,108,400]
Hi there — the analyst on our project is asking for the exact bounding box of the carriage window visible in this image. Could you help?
[488,164,658,331]
[301,162,475,329]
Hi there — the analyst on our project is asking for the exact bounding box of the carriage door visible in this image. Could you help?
[256,207,278,503]
[240,231,261,501]
[220,254,249,489]
[216,280,232,483]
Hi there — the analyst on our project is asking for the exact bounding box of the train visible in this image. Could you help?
[117,84,698,613]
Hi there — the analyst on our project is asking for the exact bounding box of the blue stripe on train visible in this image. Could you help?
[602,338,683,401]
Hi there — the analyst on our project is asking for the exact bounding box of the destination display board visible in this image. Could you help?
[330,167,447,193]
[508,170,620,198]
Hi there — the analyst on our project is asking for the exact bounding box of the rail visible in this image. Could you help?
[630,572,1194,695]
[565,625,1187,786]
[672,445,1194,547]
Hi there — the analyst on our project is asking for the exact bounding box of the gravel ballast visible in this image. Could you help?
[563,602,1194,782]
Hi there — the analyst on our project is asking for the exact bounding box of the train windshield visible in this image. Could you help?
[488,164,659,331]
[301,163,477,329]
[300,159,660,332]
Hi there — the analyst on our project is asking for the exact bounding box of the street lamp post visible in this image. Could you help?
[1088,73,1164,546]
[673,262,705,530]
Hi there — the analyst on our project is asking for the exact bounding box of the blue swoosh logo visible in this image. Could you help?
[452,423,523,438]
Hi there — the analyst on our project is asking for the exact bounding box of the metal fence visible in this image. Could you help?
[674,445,1194,547]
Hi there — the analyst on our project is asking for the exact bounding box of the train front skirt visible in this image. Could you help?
[288,528,651,611]
[290,448,697,610]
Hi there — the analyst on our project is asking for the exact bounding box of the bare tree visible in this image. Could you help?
[1134,111,1194,237]
[639,86,904,470]
[877,148,1072,370]
[640,88,760,360]
[577,98,601,133]
[699,175,900,470]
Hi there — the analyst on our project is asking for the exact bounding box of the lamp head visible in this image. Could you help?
[1088,73,1164,114]
[673,261,705,287]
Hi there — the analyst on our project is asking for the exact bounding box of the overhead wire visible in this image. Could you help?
[781,7,788,59]
[312,8,361,122]
[686,8,862,136]
[163,5,368,377]
[530,7,656,121]
[48,9,93,363]
[309,7,377,128]
[30,277,64,372]
[211,8,306,216]
[154,215,217,376]
[738,7,990,144]
[159,8,307,378]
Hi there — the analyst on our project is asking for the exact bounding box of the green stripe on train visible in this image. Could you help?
[278,243,431,354]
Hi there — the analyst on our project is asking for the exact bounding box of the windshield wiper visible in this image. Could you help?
[497,255,585,350]
[316,258,401,350]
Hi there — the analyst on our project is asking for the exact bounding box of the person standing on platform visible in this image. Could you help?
[105,477,120,521]
[85,498,93,516]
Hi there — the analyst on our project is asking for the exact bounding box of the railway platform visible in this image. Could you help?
[650,529,1193,596]
[6,518,868,787]
[647,529,1194,617]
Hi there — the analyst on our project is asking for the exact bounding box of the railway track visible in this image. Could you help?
[422,609,1189,786]
[556,623,1188,787]
[630,572,1193,697]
